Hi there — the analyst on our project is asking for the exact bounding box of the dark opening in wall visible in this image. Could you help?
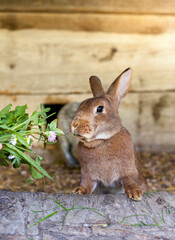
[44,104,64,124]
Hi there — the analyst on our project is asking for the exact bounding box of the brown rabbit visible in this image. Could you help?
[71,68,148,201]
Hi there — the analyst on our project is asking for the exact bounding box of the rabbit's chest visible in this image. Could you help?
[79,144,121,186]
[91,160,120,186]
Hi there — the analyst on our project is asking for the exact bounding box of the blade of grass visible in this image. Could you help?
[120,214,147,224]
[141,210,162,230]
[133,222,158,227]
[158,206,166,224]
[87,208,105,217]
[30,206,60,213]
[62,201,80,226]
[67,206,105,217]
[27,210,59,228]
[54,200,68,211]
[28,199,105,229]
[143,192,154,197]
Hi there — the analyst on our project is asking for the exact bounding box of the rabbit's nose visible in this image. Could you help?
[71,122,79,134]
[74,123,78,128]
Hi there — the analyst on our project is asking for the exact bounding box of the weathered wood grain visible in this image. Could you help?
[0,12,175,33]
[0,191,175,239]
[0,0,175,15]
[0,30,175,95]
[0,92,174,151]
[135,92,175,151]
[0,94,91,112]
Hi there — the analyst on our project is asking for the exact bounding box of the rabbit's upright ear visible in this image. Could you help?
[107,68,133,104]
[89,76,105,97]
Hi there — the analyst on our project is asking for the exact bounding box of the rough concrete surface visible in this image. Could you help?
[0,190,175,240]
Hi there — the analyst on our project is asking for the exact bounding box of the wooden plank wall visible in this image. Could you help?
[0,0,175,151]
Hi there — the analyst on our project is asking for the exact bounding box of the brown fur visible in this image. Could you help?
[71,68,148,201]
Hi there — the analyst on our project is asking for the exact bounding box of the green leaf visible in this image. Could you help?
[37,133,43,143]
[2,146,20,160]
[54,128,64,135]
[14,105,27,118]
[0,151,7,158]
[36,156,42,165]
[30,110,39,125]
[12,118,30,131]
[0,125,11,130]
[3,143,53,181]
[12,158,16,165]
[50,119,57,130]
[0,104,12,116]
[29,156,44,179]
[0,158,10,167]
[0,134,12,142]
[44,107,51,113]
[30,166,44,179]
[40,104,44,111]
[13,156,21,168]
[12,131,31,149]
[16,114,28,125]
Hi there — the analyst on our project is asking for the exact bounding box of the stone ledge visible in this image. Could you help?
[0,190,175,239]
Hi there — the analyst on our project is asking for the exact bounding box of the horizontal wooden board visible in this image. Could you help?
[119,92,175,151]
[0,30,175,95]
[0,0,175,15]
[0,94,91,115]
[0,13,175,33]
[137,92,175,149]
[0,92,174,151]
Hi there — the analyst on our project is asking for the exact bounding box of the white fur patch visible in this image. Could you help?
[95,132,111,140]
[91,182,98,193]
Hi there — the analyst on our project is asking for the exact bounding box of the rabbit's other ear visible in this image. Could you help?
[107,68,133,104]
[89,76,105,97]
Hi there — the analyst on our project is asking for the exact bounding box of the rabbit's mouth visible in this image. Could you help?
[73,134,88,142]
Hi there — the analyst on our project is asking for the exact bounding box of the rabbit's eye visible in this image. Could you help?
[96,106,104,113]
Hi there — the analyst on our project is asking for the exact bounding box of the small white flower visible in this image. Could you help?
[8,155,15,160]
[9,135,17,146]
[27,135,31,144]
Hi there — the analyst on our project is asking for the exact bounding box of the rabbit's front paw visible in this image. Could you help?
[126,187,142,201]
[72,186,88,194]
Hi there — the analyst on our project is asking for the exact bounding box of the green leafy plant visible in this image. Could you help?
[0,104,64,181]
